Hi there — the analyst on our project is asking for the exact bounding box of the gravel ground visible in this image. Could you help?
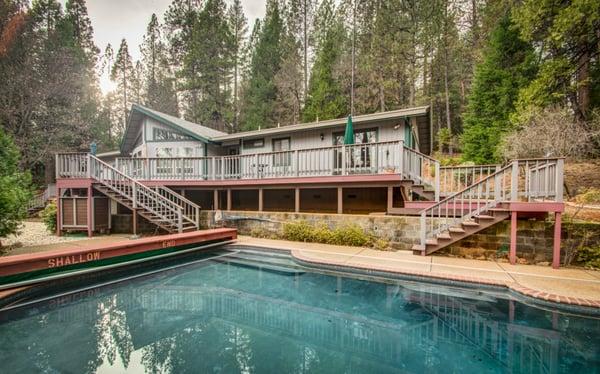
[0,221,81,249]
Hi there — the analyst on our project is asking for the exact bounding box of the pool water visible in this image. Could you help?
[0,248,598,373]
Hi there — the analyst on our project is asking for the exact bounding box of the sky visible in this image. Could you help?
[62,0,267,93]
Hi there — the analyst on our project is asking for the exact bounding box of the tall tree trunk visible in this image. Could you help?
[303,0,308,101]
[577,49,590,120]
[444,54,452,155]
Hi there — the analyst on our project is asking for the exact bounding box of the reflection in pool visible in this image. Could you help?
[0,248,598,373]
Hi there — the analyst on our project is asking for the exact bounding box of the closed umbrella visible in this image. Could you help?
[344,115,354,145]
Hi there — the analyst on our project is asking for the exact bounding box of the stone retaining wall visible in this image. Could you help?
[199,210,570,262]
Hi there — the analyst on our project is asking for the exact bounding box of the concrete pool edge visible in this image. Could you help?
[0,229,237,289]
[224,240,600,312]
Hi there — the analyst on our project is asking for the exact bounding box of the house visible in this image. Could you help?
[110,104,436,215]
[54,104,565,266]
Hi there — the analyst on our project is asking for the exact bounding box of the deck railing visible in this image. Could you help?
[439,164,501,197]
[418,158,564,248]
[112,140,434,184]
[27,183,56,211]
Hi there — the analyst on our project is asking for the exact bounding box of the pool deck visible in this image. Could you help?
[236,236,600,309]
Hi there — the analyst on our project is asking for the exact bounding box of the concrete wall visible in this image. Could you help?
[199,210,566,263]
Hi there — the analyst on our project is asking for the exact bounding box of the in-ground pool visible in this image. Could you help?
[0,247,598,373]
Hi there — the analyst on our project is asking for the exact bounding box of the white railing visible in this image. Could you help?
[115,140,406,182]
[57,154,199,232]
[151,186,201,228]
[418,158,564,249]
[440,164,500,196]
[402,147,440,201]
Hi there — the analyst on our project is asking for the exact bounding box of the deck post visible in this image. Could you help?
[337,187,343,214]
[213,189,219,210]
[510,211,518,265]
[552,212,562,269]
[56,187,62,237]
[387,186,393,213]
[434,162,440,201]
[294,150,299,177]
[87,185,93,237]
[258,188,263,212]
[341,146,347,175]
[295,188,300,213]
[132,209,138,236]
[226,189,232,211]
[398,141,404,177]
[511,161,519,201]
[555,159,564,202]
[211,157,216,180]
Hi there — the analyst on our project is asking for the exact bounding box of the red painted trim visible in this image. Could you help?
[56,178,93,189]
[87,185,93,237]
[135,174,404,188]
[0,229,237,277]
[507,202,564,213]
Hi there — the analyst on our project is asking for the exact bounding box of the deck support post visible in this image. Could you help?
[387,186,393,213]
[56,187,62,237]
[510,211,518,265]
[87,185,93,237]
[226,189,232,211]
[295,188,300,213]
[337,187,343,214]
[258,188,263,212]
[213,189,219,210]
[552,212,562,269]
[132,209,138,236]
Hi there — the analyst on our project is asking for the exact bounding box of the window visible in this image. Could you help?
[333,128,378,171]
[272,137,291,167]
[243,138,264,149]
[153,127,194,141]
[155,147,196,175]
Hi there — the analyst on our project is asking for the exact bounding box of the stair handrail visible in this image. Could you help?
[418,158,564,249]
[402,146,440,201]
[418,163,514,248]
[151,186,201,228]
[88,155,189,232]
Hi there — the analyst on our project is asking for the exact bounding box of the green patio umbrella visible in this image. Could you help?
[344,115,354,145]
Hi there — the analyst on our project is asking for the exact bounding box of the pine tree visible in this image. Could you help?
[140,14,178,115]
[110,39,134,137]
[227,0,248,131]
[186,0,234,130]
[241,0,285,130]
[461,14,537,163]
[303,0,347,121]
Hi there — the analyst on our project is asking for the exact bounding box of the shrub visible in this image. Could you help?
[282,220,377,248]
[577,246,600,269]
[40,201,57,233]
[575,188,600,205]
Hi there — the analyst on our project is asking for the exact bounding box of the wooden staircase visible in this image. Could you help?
[411,159,564,256]
[412,206,510,255]
[88,155,200,234]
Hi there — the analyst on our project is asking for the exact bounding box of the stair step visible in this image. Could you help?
[426,239,438,245]
[448,227,465,234]
[489,208,509,212]
[462,221,480,227]
[437,233,452,240]
[411,244,426,251]
[476,215,494,220]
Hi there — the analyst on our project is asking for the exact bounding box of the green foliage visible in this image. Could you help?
[241,0,284,130]
[282,220,377,248]
[0,127,31,241]
[40,201,57,233]
[302,0,347,122]
[576,246,600,269]
[575,188,600,205]
[461,14,537,163]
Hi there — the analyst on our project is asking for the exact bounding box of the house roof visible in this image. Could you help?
[212,106,430,142]
[120,104,228,153]
[120,104,431,154]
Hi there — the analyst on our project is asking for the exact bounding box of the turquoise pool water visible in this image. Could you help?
[0,248,598,373]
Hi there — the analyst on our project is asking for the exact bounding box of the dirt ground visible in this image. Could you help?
[564,159,600,196]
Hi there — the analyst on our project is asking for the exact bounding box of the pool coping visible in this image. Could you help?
[225,241,600,313]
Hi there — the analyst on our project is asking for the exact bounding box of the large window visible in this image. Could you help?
[272,137,291,167]
[155,147,196,175]
[153,128,194,141]
[333,128,377,172]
